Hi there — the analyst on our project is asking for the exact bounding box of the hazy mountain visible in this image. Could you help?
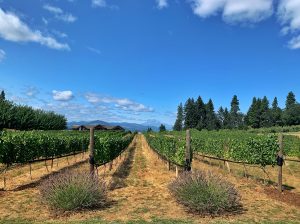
[67,120,171,132]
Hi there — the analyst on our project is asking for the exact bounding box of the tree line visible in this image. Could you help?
[173,91,300,131]
[0,90,67,130]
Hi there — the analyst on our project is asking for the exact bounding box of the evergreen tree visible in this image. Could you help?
[260,96,272,127]
[159,124,166,132]
[223,107,231,129]
[286,91,296,110]
[173,103,184,131]
[147,127,152,133]
[229,95,243,128]
[271,97,283,126]
[217,107,225,128]
[195,96,206,130]
[284,92,300,125]
[205,99,218,130]
[184,98,197,129]
[283,104,300,126]
[246,97,261,128]
[0,90,5,101]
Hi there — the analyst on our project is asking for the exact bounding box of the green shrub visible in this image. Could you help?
[169,171,241,216]
[40,171,107,211]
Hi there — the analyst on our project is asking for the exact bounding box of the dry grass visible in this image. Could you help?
[0,134,300,224]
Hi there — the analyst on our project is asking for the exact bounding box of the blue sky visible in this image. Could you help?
[0,0,300,125]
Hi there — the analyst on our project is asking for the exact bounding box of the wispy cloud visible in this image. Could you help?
[288,35,300,49]
[0,8,70,50]
[24,86,39,97]
[85,93,154,112]
[278,0,300,49]
[157,0,168,9]
[43,4,63,14]
[87,46,101,55]
[0,49,5,62]
[52,90,74,101]
[43,4,77,23]
[91,0,119,10]
[190,0,273,23]
[92,0,107,8]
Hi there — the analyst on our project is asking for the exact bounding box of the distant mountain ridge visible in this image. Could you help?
[67,120,172,132]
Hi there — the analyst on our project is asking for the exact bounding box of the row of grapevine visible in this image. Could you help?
[145,130,296,167]
[94,133,134,166]
[190,130,279,167]
[144,133,185,166]
[0,130,134,166]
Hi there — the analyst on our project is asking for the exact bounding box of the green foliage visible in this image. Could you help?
[191,130,279,166]
[159,124,166,132]
[40,171,107,211]
[0,97,66,130]
[144,133,185,166]
[0,130,89,165]
[0,90,5,101]
[0,130,134,166]
[282,135,300,158]
[184,98,197,129]
[169,171,241,215]
[247,125,300,133]
[173,103,183,131]
[94,133,134,166]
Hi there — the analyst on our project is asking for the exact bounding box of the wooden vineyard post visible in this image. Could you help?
[185,129,192,171]
[175,165,179,178]
[89,127,95,176]
[277,133,284,192]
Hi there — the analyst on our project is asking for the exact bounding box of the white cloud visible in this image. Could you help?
[87,46,101,55]
[190,0,273,23]
[288,35,300,49]
[0,49,5,62]
[278,0,300,49]
[278,0,300,32]
[85,93,154,112]
[191,0,225,18]
[157,0,168,9]
[223,0,273,23]
[52,30,68,38]
[52,90,74,101]
[43,4,77,23]
[92,0,107,7]
[43,4,63,14]
[0,8,70,50]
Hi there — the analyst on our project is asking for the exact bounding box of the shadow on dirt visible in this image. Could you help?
[109,145,136,190]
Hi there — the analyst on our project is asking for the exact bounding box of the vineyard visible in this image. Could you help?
[0,129,300,223]
[0,130,134,167]
[145,130,300,168]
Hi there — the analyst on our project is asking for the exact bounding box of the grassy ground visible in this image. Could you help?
[0,134,299,224]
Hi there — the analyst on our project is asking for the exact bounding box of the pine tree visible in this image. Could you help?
[271,97,283,126]
[286,91,296,110]
[284,92,300,125]
[184,98,197,129]
[159,124,166,132]
[195,96,206,130]
[229,95,243,128]
[260,96,272,127]
[246,97,261,128]
[223,107,231,129]
[217,107,225,128]
[205,99,218,130]
[173,103,184,131]
[0,90,5,101]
